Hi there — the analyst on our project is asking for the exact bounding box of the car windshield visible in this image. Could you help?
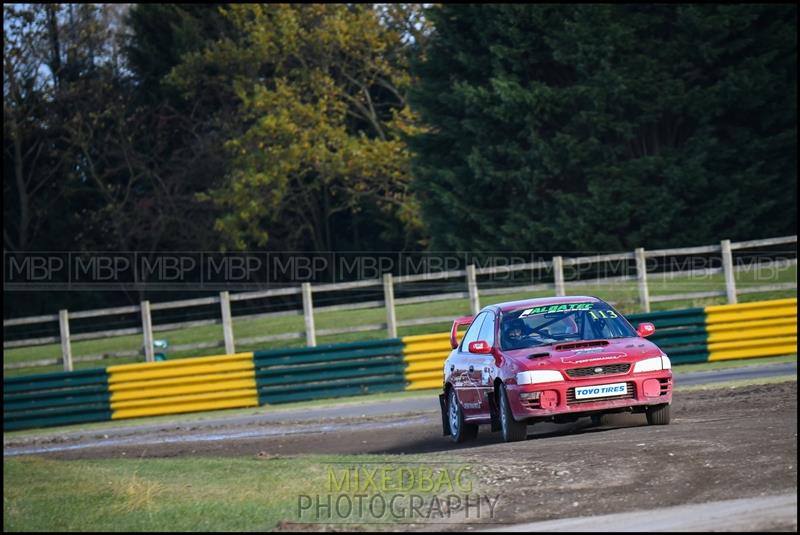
[500,301,637,351]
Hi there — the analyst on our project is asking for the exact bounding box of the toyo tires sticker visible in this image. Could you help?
[574,382,627,400]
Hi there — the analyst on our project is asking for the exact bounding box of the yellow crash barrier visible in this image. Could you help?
[107,352,258,419]
[403,332,456,391]
[706,298,797,361]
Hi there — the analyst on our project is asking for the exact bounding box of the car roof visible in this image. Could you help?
[484,295,605,314]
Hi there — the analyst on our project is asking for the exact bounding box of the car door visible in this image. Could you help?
[456,311,497,418]
[451,312,486,410]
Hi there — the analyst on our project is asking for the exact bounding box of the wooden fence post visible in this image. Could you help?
[635,248,651,313]
[59,309,73,372]
[141,300,155,362]
[721,239,737,304]
[466,264,480,315]
[220,291,236,354]
[383,273,398,338]
[553,256,566,296]
[302,283,317,347]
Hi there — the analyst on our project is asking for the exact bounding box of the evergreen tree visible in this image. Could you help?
[409,4,797,252]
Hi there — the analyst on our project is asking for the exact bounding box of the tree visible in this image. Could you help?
[122,4,237,250]
[4,4,230,316]
[409,4,797,252]
[171,4,427,252]
[3,4,130,252]
[4,4,66,251]
[125,4,232,104]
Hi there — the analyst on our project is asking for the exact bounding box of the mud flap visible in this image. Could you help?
[439,393,451,436]
[488,390,501,432]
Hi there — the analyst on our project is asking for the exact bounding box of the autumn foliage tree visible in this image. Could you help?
[171,4,427,252]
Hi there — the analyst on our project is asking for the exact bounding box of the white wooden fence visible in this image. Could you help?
[4,235,797,372]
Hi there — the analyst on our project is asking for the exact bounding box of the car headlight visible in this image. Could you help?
[634,355,671,373]
[516,370,564,385]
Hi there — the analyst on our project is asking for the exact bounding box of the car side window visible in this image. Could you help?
[460,312,487,351]
[478,312,496,347]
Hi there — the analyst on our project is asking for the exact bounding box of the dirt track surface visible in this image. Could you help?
[484,493,797,532]
[6,381,798,530]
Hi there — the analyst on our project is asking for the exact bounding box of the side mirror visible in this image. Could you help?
[637,322,656,337]
[468,340,492,354]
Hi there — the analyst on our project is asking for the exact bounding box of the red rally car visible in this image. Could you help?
[440,296,673,443]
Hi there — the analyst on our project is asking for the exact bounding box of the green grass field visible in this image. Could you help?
[4,264,796,377]
[4,453,475,531]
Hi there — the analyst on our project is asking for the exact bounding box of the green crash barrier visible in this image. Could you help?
[253,339,407,404]
[626,308,709,365]
[3,367,112,431]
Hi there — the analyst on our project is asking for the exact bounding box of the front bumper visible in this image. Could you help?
[507,370,673,419]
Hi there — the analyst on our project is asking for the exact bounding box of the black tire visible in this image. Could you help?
[590,414,605,427]
[448,389,478,442]
[646,403,671,425]
[498,384,527,442]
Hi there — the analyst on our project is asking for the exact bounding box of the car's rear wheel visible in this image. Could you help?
[646,403,671,425]
[448,389,478,442]
[499,384,527,442]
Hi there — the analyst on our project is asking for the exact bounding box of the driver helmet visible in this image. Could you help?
[505,318,527,341]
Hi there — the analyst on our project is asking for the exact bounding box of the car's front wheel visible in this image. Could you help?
[499,384,527,442]
[448,389,478,443]
[645,403,671,425]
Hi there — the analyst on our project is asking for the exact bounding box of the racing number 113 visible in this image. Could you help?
[589,310,618,320]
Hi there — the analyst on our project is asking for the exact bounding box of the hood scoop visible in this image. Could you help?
[555,340,609,351]
[527,351,551,359]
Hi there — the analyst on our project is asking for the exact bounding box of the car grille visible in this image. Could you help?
[566,381,636,404]
[565,363,631,378]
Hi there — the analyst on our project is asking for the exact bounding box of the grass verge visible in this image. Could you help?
[675,374,796,392]
[672,354,796,374]
[3,453,485,531]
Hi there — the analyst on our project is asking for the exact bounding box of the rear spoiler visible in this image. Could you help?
[450,315,474,349]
